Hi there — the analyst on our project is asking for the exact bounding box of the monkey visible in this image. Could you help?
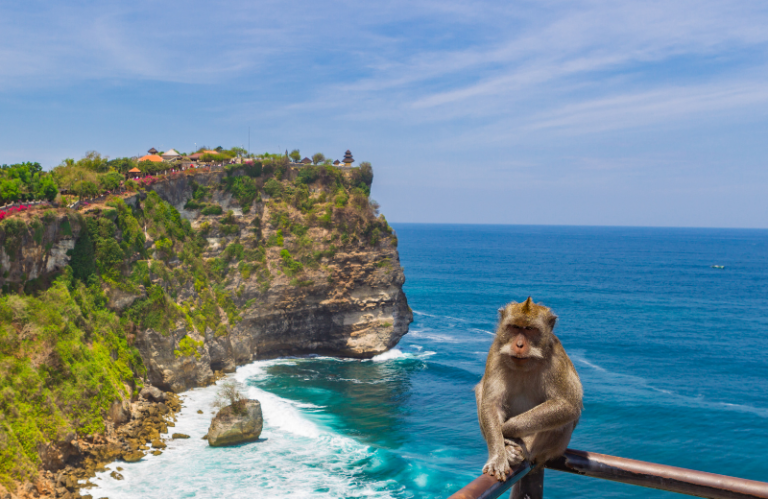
[475,297,583,481]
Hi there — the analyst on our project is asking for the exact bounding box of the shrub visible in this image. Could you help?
[212,380,247,414]
[280,249,303,277]
[264,178,283,198]
[244,161,262,178]
[220,223,239,236]
[1,219,26,260]
[201,205,223,216]
[297,165,319,185]
[267,229,284,247]
[334,192,348,207]
[174,336,204,360]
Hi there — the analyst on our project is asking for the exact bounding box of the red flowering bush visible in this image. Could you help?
[0,204,29,221]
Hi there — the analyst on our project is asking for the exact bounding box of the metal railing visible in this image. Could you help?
[448,448,768,499]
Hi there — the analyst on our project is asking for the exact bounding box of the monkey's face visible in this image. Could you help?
[497,322,548,369]
[496,298,557,369]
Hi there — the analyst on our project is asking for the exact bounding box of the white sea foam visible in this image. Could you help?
[372,349,406,362]
[89,361,399,499]
[369,348,435,363]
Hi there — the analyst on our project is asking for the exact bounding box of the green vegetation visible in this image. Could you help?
[0,162,58,203]
[174,336,204,359]
[0,150,395,489]
[201,205,223,216]
[0,278,143,488]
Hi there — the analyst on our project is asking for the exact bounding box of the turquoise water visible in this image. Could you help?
[91,224,768,498]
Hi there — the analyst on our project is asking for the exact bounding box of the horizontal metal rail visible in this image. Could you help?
[448,462,532,499]
[449,448,768,499]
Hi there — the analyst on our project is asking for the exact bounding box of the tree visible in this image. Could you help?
[36,175,58,201]
[77,151,109,173]
[289,149,301,163]
[231,147,247,158]
[312,153,325,165]
[0,178,21,203]
[107,157,137,174]
[99,172,123,191]
[360,162,373,187]
[75,180,99,198]
[70,226,96,282]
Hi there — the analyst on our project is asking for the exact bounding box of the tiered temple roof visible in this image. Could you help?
[342,150,354,164]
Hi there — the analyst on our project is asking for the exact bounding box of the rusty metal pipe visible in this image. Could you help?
[547,449,768,499]
[448,462,532,499]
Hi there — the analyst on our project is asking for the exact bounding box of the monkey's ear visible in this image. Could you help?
[548,313,558,330]
[498,307,507,319]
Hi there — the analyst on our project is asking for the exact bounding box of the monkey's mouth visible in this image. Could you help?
[510,355,530,363]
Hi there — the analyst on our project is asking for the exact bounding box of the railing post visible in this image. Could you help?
[511,467,544,499]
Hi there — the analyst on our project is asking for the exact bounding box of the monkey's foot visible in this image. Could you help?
[482,454,511,481]
[504,439,528,466]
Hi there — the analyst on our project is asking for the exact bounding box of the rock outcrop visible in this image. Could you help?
[132,169,412,392]
[207,400,263,447]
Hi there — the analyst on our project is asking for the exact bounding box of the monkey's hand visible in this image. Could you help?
[504,438,529,466]
[482,453,511,481]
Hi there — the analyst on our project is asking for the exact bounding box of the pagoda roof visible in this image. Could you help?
[333,160,340,165]
[163,149,180,157]
[148,147,158,154]
[301,157,312,164]
[128,167,141,173]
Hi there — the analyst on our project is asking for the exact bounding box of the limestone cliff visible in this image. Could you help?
[0,164,412,396]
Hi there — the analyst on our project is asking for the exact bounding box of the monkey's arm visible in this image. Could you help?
[501,398,581,439]
[476,383,512,480]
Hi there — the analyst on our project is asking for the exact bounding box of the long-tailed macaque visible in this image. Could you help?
[475,297,583,481]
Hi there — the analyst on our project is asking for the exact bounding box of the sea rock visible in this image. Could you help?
[109,400,131,425]
[172,433,190,439]
[121,451,144,463]
[207,400,263,447]
[140,386,166,403]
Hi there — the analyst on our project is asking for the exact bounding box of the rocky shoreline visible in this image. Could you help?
[1,387,184,499]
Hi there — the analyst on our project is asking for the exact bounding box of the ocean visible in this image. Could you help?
[90,224,768,498]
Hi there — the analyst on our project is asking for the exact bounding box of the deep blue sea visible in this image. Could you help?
[92,224,768,498]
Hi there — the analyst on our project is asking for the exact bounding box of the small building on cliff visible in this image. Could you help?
[342,150,354,166]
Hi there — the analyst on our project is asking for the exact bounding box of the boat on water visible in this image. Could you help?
[711,265,725,269]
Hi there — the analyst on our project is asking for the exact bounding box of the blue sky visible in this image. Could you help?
[2,0,767,227]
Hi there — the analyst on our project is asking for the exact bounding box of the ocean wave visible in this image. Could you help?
[369,348,436,363]
[90,365,401,499]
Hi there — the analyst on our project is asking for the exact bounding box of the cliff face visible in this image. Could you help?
[136,169,411,392]
[0,166,412,394]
